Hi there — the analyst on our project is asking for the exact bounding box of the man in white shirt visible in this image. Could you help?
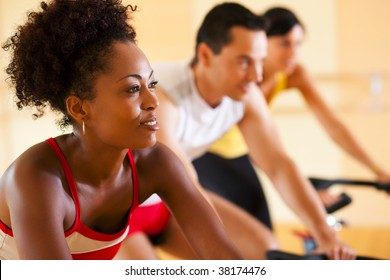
[154,2,355,260]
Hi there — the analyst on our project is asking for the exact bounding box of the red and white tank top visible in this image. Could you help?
[0,138,139,260]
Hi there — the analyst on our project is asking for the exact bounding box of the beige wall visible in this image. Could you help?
[338,0,390,76]
[1,1,389,230]
[0,0,339,172]
[131,0,339,74]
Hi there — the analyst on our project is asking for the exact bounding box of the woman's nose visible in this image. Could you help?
[142,88,159,110]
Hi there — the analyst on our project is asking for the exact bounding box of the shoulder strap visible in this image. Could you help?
[127,150,139,212]
[45,138,81,223]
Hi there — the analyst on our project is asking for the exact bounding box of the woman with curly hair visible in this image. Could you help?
[0,0,247,260]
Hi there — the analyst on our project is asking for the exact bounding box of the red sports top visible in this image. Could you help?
[0,138,139,260]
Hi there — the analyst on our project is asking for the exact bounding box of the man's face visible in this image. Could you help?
[208,27,267,101]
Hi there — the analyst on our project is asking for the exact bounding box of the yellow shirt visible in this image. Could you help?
[208,72,287,158]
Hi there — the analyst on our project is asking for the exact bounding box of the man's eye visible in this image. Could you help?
[281,41,290,47]
[238,60,250,69]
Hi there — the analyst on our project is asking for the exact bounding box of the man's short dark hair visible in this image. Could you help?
[193,2,266,63]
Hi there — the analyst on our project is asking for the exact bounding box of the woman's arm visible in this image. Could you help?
[290,64,390,182]
[147,143,243,260]
[2,148,72,259]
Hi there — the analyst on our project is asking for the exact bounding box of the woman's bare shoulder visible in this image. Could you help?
[3,140,63,180]
[133,142,177,165]
[0,140,66,205]
[0,140,69,228]
[287,63,311,88]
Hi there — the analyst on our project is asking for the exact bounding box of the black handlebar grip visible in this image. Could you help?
[325,192,352,213]
[266,250,379,260]
[309,177,390,191]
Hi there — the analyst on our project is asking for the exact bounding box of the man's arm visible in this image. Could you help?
[238,85,353,258]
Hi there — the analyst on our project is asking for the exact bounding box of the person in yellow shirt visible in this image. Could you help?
[193,6,390,229]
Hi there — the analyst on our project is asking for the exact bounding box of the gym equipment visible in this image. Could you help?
[266,249,379,260]
[293,177,390,255]
[309,177,390,213]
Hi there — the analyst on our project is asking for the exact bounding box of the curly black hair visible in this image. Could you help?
[2,0,137,129]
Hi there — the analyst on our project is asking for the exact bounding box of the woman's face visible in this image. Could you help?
[265,24,304,74]
[84,41,159,150]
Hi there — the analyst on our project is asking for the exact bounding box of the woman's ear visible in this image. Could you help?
[66,95,86,122]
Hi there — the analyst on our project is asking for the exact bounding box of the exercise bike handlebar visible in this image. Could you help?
[309,177,390,213]
[266,249,379,260]
[309,177,390,191]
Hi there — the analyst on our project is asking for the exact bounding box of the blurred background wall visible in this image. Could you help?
[1,0,389,257]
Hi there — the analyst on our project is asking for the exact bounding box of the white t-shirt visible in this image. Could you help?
[153,60,245,160]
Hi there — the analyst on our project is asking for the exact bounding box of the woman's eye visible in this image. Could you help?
[126,85,140,94]
[148,80,158,90]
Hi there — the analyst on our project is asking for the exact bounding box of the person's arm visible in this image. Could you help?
[238,85,354,259]
[290,64,390,182]
[150,143,243,259]
[2,154,72,259]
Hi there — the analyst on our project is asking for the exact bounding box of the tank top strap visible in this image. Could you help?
[127,150,139,212]
[45,138,81,224]
[46,138,139,221]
